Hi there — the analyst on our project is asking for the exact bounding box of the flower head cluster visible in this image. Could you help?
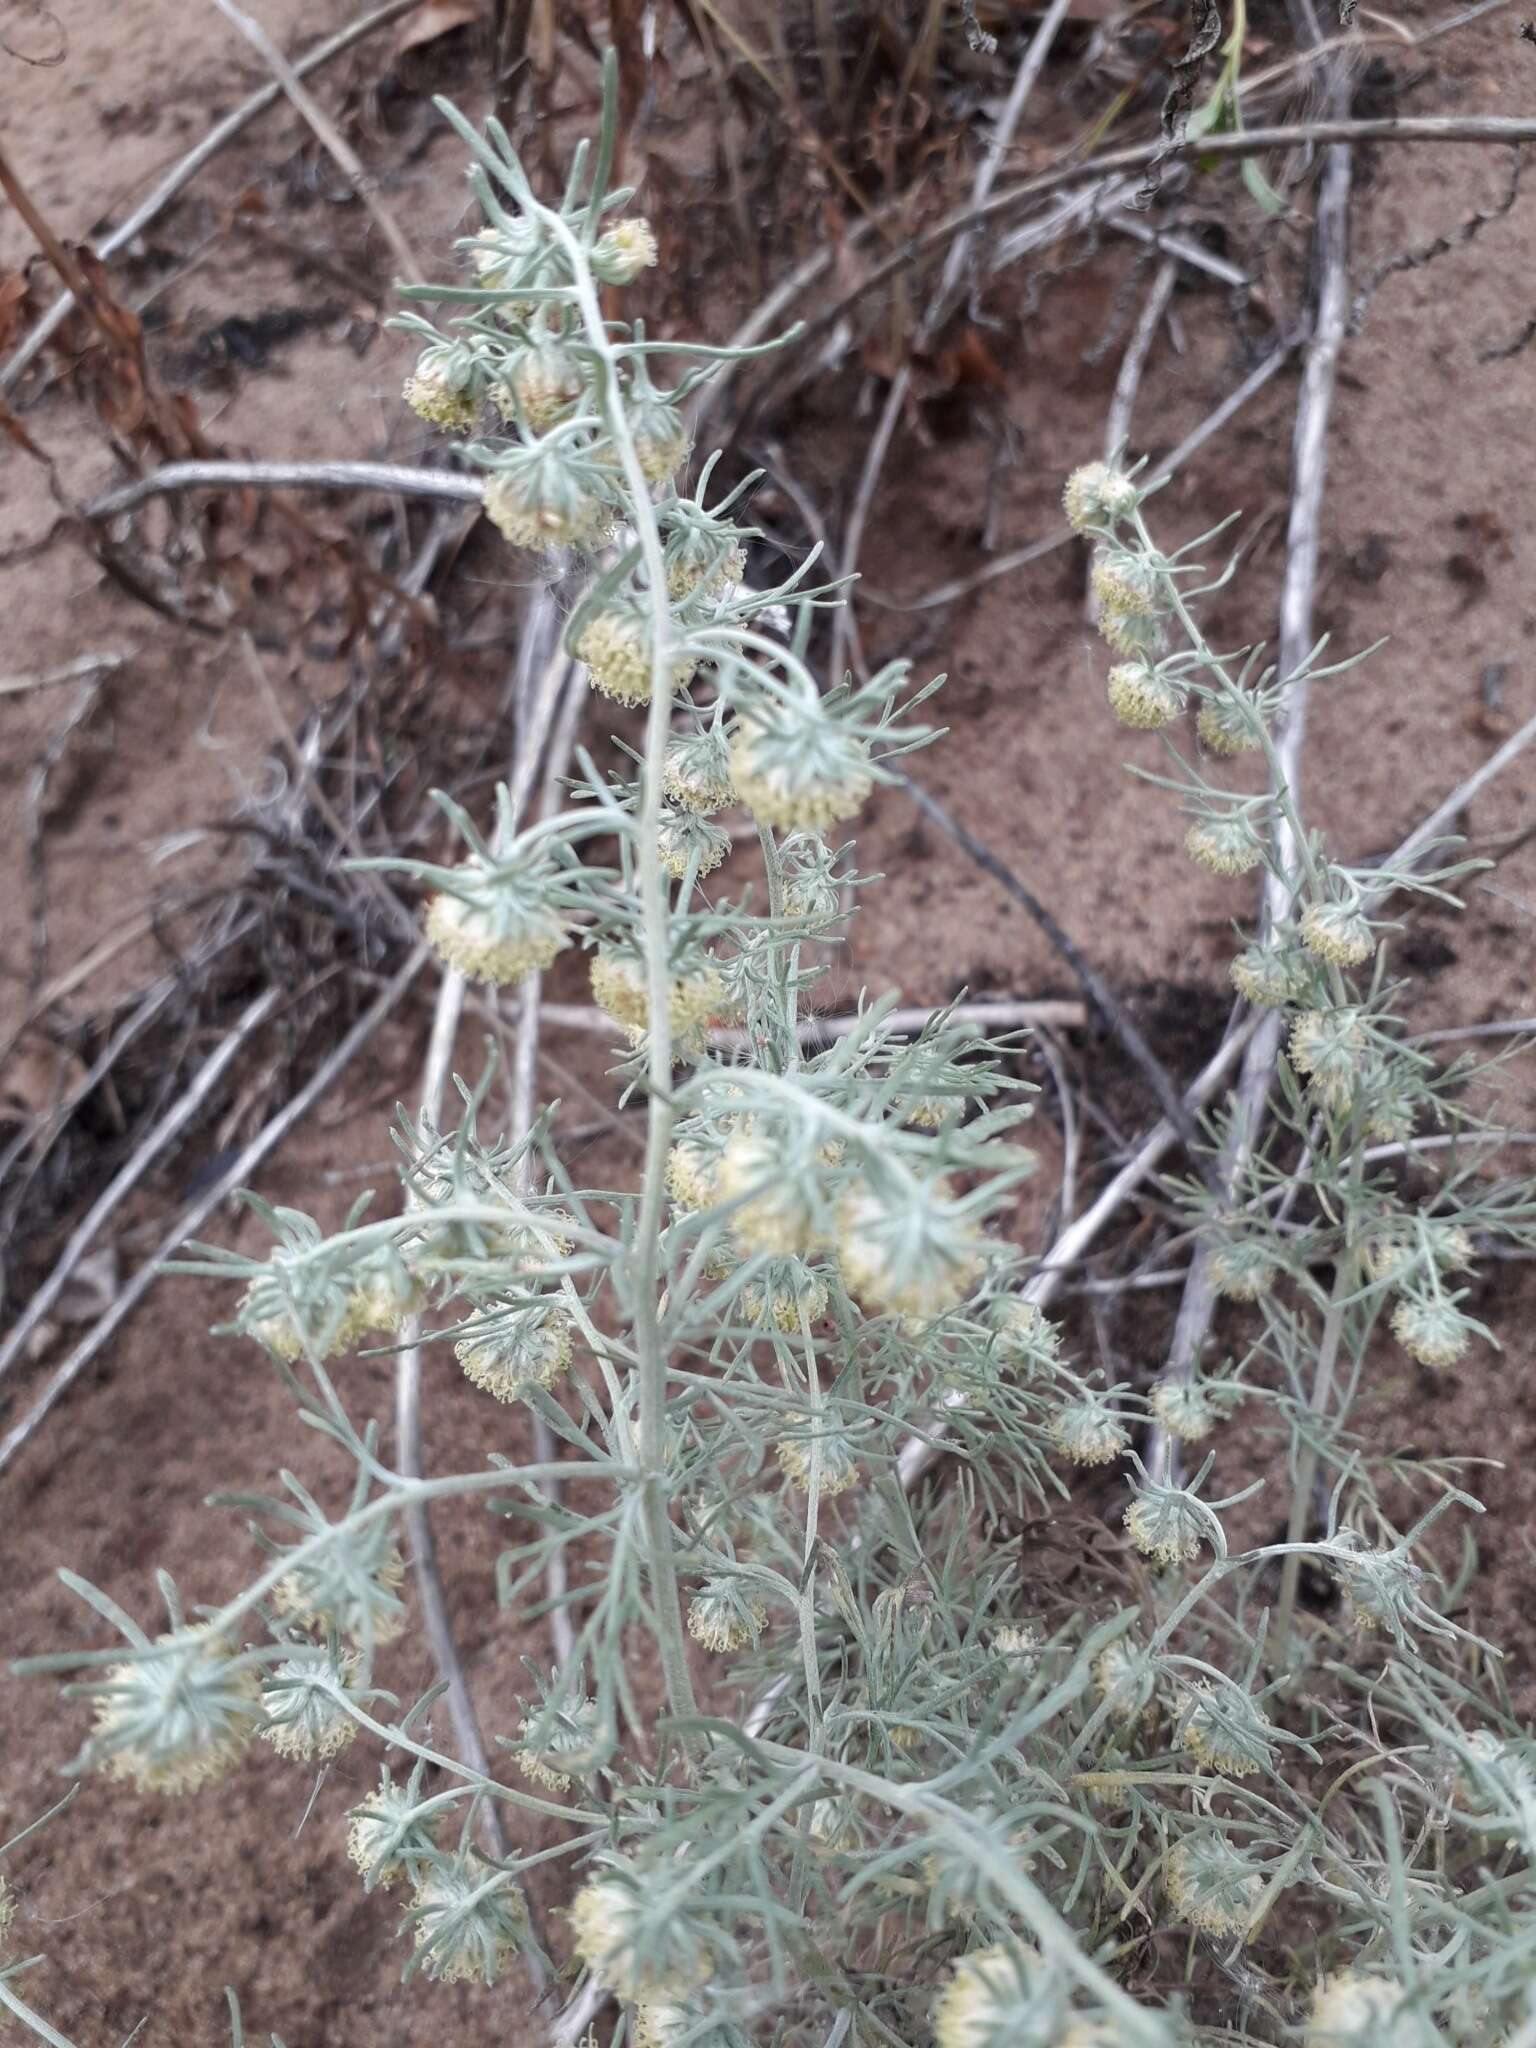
[347,1768,440,1890]
[569,1861,705,2004]
[933,1943,1068,2048]
[88,1630,260,1795]
[663,725,736,813]
[273,1518,407,1648]
[832,1175,983,1322]
[1164,1835,1260,1939]
[1124,1477,1213,1567]
[513,1695,603,1791]
[455,1302,575,1401]
[261,1643,360,1762]
[1304,1973,1415,2047]
[425,849,572,988]
[729,694,873,833]
[1049,1391,1129,1468]
[1179,1683,1278,1778]
[590,944,724,1048]
[484,439,611,550]
[1390,1292,1479,1369]
[1106,660,1182,730]
[687,1580,768,1654]
[1149,1378,1222,1444]
[403,339,481,430]
[575,601,699,706]
[409,1856,527,1985]
[1062,460,1140,534]
[1289,1007,1367,1116]
[775,1412,860,1496]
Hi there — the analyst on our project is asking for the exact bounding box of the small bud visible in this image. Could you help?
[1186,816,1264,877]
[778,832,844,921]
[989,1296,1063,1368]
[1390,1294,1476,1369]
[1062,461,1140,533]
[575,604,698,706]
[626,395,691,485]
[667,534,746,601]
[1326,1529,1424,1635]
[741,1258,829,1332]
[775,1411,860,1496]
[1300,899,1375,968]
[687,1581,768,1653]
[591,216,659,285]
[409,1857,527,1985]
[455,1304,575,1401]
[466,219,544,296]
[1196,694,1261,755]
[1207,1239,1277,1302]
[1164,1836,1260,1939]
[0,1874,15,1942]
[656,806,731,880]
[1049,1392,1129,1467]
[992,1622,1041,1663]
[1106,660,1183,730]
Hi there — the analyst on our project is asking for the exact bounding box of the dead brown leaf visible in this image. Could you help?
[393,0,480,55]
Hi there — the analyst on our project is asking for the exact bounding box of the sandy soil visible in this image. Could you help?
[2,0,1535,2042]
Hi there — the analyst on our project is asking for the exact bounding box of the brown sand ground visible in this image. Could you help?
[2,2,1534,2041]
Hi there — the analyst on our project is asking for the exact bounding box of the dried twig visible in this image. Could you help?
[0,990,283,1390]
[392,601,572,1888]
[1149,56,1356,1479]
[0,651,132,699]
[1103,259,1178,477]
[829,0,1073,680]
[84,460,482,523]
[791,116,1536,362]
[209,0,425,286]
[0,0,417,394]
[0,944,431,1479]
[867,335,1298,612]
[899,776,1202,1153]
[1087,255,1176,624]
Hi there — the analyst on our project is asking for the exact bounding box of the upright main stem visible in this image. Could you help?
[561,229,697,1722]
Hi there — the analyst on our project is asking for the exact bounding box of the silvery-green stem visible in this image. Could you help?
[553,216,698,1723]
